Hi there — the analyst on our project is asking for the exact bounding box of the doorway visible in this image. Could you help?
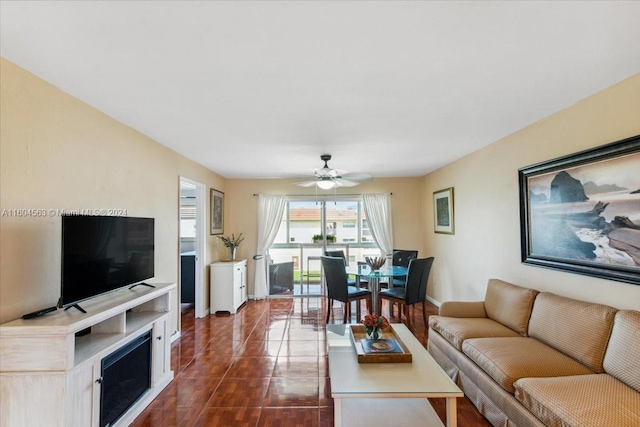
[179,178,206,319]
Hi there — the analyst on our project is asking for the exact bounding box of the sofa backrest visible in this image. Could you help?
[603,310,640,392]
[528,292,617,373]
[484,279,539,336]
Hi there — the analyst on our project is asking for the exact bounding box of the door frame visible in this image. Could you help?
[179,177,207,319]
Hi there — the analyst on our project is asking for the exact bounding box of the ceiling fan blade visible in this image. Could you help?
[295,180,319,187]
[304,155,372,188]
[334,178,359,187]
[341,173,373,182]
[315,168,346,178]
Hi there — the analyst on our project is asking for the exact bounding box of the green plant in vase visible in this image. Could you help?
[217,233,244,260]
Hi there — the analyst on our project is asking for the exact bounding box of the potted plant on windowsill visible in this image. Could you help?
[312,234,336,244]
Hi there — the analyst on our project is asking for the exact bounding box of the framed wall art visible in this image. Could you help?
[519,134,640,285]
[434,187,455,235]
[210,189,224,235]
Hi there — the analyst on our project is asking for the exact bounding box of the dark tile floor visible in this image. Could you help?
[131,298,491,427]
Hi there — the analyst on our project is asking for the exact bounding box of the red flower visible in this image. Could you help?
[361,314,389,330]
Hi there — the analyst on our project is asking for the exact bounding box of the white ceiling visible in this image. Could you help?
[1,1,639,179]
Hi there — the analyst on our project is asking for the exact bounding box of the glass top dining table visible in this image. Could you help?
[345,264,408,315]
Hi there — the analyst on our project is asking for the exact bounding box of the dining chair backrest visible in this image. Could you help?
[393,249,419,267]
[321,256,350,303]
[324,250,347,265]
[404,257,434,305]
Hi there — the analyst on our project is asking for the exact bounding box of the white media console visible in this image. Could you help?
[0,282,176,427]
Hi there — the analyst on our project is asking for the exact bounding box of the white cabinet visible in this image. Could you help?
[151,315,170,386]
[210,260,247,314]
[0,282,175,427]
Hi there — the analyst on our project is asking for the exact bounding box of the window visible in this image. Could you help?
[273,199,376,246]
[361,219,373,242]
[269,198,381,296]
[270,199,379,255]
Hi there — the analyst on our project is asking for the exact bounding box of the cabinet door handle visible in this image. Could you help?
[156,335,162,340]
[95,377,103,384]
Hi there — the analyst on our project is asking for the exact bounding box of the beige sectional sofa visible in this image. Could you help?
[427,279,640,427]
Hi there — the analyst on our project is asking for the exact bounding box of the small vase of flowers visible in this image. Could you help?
[217,233,244,261]
[362,314,389,340]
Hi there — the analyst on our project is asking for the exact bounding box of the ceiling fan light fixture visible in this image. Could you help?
[316,180,336,190]
[295,154,372,189]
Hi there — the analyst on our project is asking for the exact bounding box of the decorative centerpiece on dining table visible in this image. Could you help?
[361,314,389,340]
[217,233,244,261]
[365,256,386,273]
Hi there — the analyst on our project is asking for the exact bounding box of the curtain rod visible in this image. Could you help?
[252,193,392,196]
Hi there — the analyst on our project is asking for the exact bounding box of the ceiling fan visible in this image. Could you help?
[295,154,373,190]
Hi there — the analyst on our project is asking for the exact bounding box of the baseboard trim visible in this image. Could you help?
[426,295,441,308]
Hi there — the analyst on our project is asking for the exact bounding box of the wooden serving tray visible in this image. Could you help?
[349,325,412,363]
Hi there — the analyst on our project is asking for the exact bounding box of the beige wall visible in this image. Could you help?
[224,177,425,295]
[423,73,640,310]
[0,58,226,330]
[3,54,637,330]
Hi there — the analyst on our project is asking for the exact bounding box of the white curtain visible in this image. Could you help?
[362,193,394,257]
[253,194,287,300]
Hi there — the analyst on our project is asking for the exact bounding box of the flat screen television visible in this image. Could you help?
[60,215,154,310]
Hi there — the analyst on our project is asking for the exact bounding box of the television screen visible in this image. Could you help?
[61,215,154,308]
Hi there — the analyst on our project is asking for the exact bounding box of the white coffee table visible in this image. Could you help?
[327,324,463,427]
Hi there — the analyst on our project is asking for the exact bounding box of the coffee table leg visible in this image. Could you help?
[446,396,457,427]
[334,398,342,427]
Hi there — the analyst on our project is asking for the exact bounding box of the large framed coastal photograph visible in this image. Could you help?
[519,135,640,285]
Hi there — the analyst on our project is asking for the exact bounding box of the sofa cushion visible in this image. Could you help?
[527,292,616,373]
[484,279,538,336]
[438,301,487,318]
[429,316,520,351]
[462,337,594,393]
[514,374,640,427]
[603,310,640,392]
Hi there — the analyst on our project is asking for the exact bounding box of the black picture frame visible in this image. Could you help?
[518,134,640,285]
[433,187,455,235]
[210,189,224,235]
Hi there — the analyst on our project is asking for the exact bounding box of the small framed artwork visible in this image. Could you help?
[434,187,455,234]
[519,134,640,285]
[210,189,224,235]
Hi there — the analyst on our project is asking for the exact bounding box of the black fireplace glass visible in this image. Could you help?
[100,331,152,427]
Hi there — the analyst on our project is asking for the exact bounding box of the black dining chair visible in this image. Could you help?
[391,249,419,287]
[324,249,364,287]
[321,256,372,324]
[378,249,418,290]
[377,257,434,330]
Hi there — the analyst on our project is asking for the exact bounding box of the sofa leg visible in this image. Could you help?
[422,301,428,328]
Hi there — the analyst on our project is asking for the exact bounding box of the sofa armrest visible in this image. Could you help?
[438,301,487,318]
